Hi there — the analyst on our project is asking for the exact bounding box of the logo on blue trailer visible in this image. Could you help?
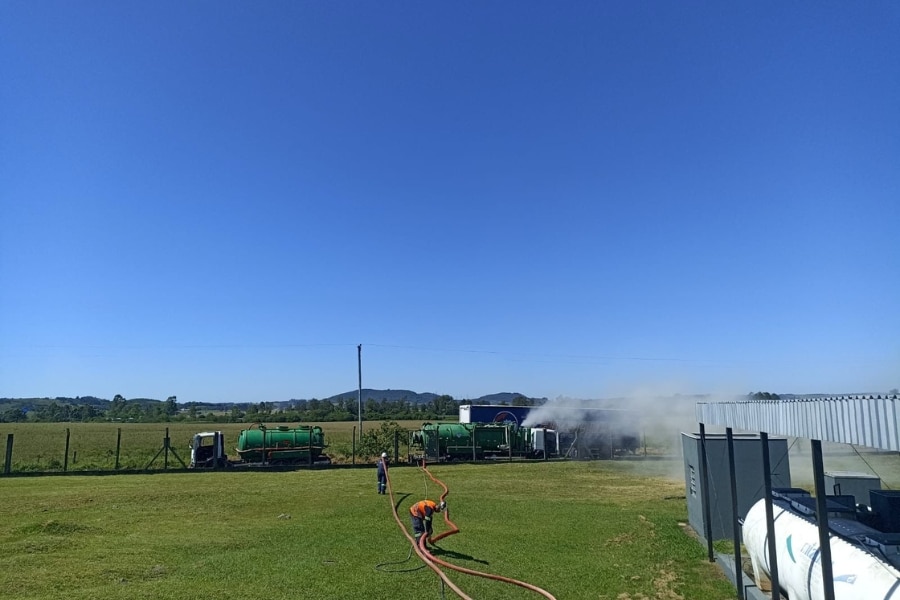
[493,411,520,425]
[465,405,532,425]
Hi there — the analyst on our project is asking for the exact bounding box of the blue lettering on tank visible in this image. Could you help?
[800,542,819,561]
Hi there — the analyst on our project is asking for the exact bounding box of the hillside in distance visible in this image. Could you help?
[315,389,544,406]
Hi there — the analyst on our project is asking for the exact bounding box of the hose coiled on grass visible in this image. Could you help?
[382,458,557,600]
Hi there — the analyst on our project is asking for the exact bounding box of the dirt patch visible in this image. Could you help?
[652,566,685,600]
[606,532,635,545]
[597,563,686,600]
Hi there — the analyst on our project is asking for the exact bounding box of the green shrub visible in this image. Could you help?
[358,421,407,459]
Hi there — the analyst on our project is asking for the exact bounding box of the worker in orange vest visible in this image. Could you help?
[409,499,446,545]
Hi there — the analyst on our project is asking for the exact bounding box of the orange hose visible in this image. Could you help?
[382,458,473,600]
[383,457,557,600]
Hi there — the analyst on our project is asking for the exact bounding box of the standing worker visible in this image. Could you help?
[376,452,388,494]
[409,499,446,546]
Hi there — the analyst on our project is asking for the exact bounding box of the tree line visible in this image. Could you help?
[747,391,781,400]
[0,394,535,424]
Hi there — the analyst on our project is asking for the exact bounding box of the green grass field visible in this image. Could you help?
[5,424,897,599]
[0,421,427,471]
[0,458,735,600]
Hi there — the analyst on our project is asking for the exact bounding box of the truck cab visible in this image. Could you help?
[189,431,229,468]
[530,428,559,458]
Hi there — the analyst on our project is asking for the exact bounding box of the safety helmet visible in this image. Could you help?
[438,501,446,512]
[381,452,388,459]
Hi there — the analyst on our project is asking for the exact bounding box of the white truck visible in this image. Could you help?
[189,431,228,468]
[530,427,559,459]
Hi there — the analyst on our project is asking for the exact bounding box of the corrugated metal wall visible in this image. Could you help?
[695,396,900,452]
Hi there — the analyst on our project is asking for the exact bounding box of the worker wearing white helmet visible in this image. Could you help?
[409,499,446,546]
[376,452,389,494]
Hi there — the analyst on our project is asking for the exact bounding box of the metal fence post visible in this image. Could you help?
[726,428,744,600]
[760,432,781,600]
[115,428,122,470]
[811,439,836,600]
[64,428,71,472]
[4,434,12,475]
[698,423,714,562]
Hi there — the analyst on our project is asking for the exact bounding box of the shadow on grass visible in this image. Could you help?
[429,546,490,566]
[393,492,411,513]
[393,492,490,566]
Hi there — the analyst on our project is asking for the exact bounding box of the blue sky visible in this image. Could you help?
[2,2,898,403]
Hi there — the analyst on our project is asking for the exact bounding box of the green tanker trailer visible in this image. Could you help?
[409,422,531,462]
[189,423,327,468]
[236,424,326,464]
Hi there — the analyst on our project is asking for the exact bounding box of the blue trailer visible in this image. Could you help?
[458,404,534,425]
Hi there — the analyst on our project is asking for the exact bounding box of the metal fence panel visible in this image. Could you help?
[695,397,900,451]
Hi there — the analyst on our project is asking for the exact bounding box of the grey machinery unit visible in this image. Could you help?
[682,432,792,541]
[824,470,881,504]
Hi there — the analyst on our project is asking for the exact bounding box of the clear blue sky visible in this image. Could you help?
[2,2,898,403]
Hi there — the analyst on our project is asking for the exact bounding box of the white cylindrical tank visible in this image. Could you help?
[743,498,900,600]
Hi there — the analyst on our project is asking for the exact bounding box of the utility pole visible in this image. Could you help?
[357,344,363,436]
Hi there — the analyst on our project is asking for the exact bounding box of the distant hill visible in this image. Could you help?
[321,389,438,405]
[318,389,547,405]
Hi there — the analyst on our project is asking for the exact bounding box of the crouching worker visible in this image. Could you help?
[409,499,446,547]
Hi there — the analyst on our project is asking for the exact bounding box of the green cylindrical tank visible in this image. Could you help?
[431,423,472,443]
[236,424,326,463]
[432,422,475,458]
[413,422,474,459]
[508,425,530,453]
[432,423,512,458]
[473,424,508,452]
[411,422,529,461]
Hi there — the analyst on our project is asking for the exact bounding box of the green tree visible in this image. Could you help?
[108,395,127,419]
[364,398,381,419]
[72,404,97,421]
[512,395,533,406]
[429,395,457,419]
[1,406,27,423]
[358,421,408,459]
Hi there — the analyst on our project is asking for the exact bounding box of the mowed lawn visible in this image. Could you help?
[0,460,735,600]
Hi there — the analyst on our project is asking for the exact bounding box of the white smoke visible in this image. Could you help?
[523,388,745,455]
[522,395,624,428]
